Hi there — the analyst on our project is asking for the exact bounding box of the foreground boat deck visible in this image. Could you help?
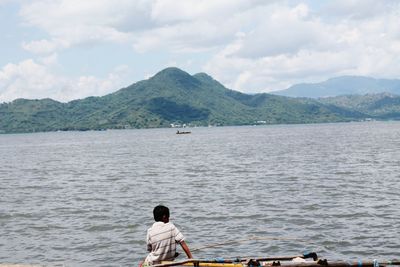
[153,253,399,267]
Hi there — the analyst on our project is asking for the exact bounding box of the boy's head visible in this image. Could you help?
[153,205,170,222]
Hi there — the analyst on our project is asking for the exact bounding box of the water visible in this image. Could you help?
[0,122,399,266]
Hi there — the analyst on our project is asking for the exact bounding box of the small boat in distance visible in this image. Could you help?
[176,130,191,134]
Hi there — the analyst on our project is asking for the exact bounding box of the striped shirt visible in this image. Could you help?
[145,222,185,265]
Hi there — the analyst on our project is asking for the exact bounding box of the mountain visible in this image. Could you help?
[273,76,400,98]
[317,93,400,119]
[0,68,397,134]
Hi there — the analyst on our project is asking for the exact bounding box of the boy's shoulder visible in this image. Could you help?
[149,221,180,231]
[148,221,174,230]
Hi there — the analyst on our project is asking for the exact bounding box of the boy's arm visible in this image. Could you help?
[179,240,193,259]
[146,230,152,252]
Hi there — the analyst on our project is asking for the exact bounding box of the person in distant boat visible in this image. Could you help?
[143,205,193,265]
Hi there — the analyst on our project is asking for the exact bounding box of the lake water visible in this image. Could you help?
[0,122,399,266]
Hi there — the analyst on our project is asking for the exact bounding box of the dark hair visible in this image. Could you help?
[153,205,169,221]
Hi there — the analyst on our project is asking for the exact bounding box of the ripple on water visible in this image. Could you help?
[1,123,400,265]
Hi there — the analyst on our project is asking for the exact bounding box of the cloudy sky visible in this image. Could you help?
[1,0,400,102]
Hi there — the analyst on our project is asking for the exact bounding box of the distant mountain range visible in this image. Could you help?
[1,68,400,133]
[273,76,400,98]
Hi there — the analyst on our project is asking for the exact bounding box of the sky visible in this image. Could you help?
[1,0,400,103]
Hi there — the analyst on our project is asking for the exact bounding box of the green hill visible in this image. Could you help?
[317,93,400,119]
[0,67,396,133]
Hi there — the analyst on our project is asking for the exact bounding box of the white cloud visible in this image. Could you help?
[0,59,60,101]
[134,0,270,53]
[19,0,137,54]
[133,20,229,53]
[0,0,12,5]
[21,39,67,54]
[233,4,322,58]
[0,0,26,5]
[0,59,131,102]
[150,0,265,23]
[9,0,400,98]
[322,0,399,20]
[204,1,400,93]
[19,0,269,54]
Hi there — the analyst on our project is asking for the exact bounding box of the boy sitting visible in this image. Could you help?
[144,205,193,265]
